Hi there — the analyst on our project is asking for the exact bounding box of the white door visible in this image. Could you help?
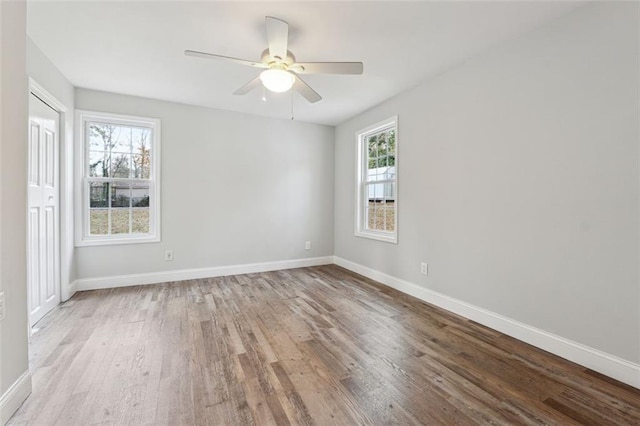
[28,93,60,326]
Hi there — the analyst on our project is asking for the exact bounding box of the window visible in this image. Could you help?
[355,116,398,243]
[76,111,160,246]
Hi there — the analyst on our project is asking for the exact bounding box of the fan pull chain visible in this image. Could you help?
[290,90,295,120]
[262,86,267,102]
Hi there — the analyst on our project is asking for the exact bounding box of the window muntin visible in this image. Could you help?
[356,116,398,243]
[77,111,160,246]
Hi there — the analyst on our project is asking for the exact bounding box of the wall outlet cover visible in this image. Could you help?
[420,262,429,275]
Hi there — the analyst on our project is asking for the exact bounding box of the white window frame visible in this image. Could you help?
[75,110,161,247]
[355,115,398,244]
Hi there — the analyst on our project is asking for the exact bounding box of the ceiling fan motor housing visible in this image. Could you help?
[261,49,297,69]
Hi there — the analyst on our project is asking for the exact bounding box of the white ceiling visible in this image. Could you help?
[27,1,583,126]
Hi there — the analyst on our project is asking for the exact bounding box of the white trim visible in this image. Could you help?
[333,256,640,389]
[68,279,79,298]
[355,228,398,244]
[28,79,73,304]
[355,115,398,244]
[29,79,68,113]
[74,110,161,247]
[74,256,334,291]
[0,370,32,425]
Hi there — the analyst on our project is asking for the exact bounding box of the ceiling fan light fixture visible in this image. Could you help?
[260,69,295,93]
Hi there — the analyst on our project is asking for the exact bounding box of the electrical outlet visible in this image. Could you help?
[165,250,174,261]
[420,262,429,275]
[0,292,5,321]
[305,241,311,250]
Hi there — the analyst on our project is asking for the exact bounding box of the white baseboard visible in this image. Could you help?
[74,256,334,291]
[67,280,78,300]
[0,370,31,425]
[333,256,640,389]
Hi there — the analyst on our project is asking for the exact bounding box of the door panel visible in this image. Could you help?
[28,94,60,326]
[45,206,56,300]
[28,207,41,316]
[29,122,40,185]
[44,129,55,187]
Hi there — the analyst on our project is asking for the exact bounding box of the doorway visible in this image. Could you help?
[27,92,61,326]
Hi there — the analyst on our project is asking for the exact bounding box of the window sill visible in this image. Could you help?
[75,234,160,247]
[354,230,398,244]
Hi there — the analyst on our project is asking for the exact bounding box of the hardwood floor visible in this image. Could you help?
[9,265,640,425]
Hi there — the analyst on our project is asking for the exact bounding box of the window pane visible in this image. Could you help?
[383,202,395,232]
[110,154,131,178]
[365,182,395,232]
[133,128,151,151]
[367,158,378,181]
[89,182,109,208]
[89,152,108,177]
[89,209,108,235]
[89,122,150,154]
[132,208,150,233]
[368,135,377,157]
[367,203,375,230]
[368,164,395,183]
[367,183,381,230]
[367,130,397,180]
[370,182,383,202]
[89,123,117,151]
[387,130,396,166]
[112,126,132,153]
[387,166,396,180]
[387,181,396,201]
[368,201,384,231]
[131,183,150,207]
[132,153,151,179]
[87,182,152,236]
[111,183,131,208]
[111,209,130,234]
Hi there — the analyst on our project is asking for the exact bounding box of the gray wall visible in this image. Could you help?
[74,89,335,279]
[0,0,29,402]
[334,2,639,363]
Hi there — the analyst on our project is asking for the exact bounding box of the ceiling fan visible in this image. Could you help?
[185,16,364,103]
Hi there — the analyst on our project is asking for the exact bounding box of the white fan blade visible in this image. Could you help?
[185,50,266,68]
[233,76,262,95]
[294,62,363,75]
[293,75,322,103]
[266,16,288,60]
